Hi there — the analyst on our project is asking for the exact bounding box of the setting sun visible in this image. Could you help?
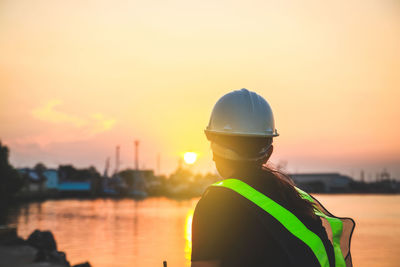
[184,152,197,165]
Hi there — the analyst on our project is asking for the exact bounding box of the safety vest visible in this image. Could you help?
[211,179,354,267]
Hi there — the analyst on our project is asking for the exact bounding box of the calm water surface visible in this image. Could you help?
[5,195,400,267]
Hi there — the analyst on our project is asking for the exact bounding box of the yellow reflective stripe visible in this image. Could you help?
[295,187,313,202]
[212,179,330,267]
[326,217,345,267]
[295,187,346,267]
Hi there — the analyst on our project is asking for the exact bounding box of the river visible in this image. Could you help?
[4,195,400,267]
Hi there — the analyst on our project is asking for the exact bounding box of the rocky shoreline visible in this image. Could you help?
[0,226,90,267]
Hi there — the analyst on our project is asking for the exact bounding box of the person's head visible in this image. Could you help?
[206,89,317,219]
[205,89,278,178]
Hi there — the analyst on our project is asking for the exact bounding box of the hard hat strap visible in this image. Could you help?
[211,142,270,162]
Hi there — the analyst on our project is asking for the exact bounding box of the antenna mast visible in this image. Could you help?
[115,145,120,174]
[134,140,139,170]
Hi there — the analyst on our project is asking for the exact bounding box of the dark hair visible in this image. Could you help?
[262,165,316,219]
[209,134,316,219]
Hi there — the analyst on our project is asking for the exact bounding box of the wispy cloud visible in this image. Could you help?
[90,113,116,135]
[32,99,86,127]
[28,100,116,145]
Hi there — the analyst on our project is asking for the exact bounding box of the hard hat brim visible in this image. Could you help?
[204,129,279,138]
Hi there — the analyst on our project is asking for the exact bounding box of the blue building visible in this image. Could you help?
[43,169,58,189]
[57,182,91,192]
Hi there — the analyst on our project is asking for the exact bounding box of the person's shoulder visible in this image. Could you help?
[197,184,238,208]
[194,183,248,218]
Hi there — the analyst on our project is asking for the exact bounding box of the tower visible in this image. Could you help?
[134,140,139,170]
[115,145,120,174]
[157,153,161,175]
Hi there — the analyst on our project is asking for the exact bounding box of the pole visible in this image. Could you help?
[115,145,120,174]
[157,153,161,175]
[134,140,139,170]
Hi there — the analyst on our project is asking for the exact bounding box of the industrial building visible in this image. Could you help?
[290,173,353,193]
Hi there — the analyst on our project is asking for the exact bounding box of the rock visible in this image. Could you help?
[48,250,70,266]
[26,230,69,266]
[72,262,91,267]
[27,230,57,251]
[0,229,86,267]
[33,249,70,266]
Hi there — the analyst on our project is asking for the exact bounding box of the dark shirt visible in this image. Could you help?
[191,170,334,267]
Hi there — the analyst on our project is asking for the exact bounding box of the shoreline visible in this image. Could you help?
[8,190,400,205]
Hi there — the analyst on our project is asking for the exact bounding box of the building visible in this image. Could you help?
[290,173,353,193]
[117,169,150,197]
[43,169,58,189]
[17,168,45,193]
[57,182,91,192]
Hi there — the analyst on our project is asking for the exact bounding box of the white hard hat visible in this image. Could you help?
[205,88,279,138]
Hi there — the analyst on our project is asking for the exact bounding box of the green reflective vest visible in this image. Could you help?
[211,178,348,267]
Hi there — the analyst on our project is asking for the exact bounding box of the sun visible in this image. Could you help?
[183,152,197,164]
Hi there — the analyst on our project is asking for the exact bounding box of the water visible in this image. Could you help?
[5,195,400,267]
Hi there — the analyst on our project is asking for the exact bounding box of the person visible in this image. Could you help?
[191,89,355,267]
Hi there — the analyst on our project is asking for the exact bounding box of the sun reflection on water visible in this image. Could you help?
[185,208,194,265]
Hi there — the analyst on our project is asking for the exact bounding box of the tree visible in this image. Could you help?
[0,141,23,204]
[34,162,47,174]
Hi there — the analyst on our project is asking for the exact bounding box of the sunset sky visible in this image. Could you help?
[1,0,399,180]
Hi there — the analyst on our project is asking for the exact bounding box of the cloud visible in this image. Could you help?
[90,113,116,135]
[32,99,86,127]
[29,100,116,145]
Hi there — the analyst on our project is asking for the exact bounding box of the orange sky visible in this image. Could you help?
[1,0,399,180]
